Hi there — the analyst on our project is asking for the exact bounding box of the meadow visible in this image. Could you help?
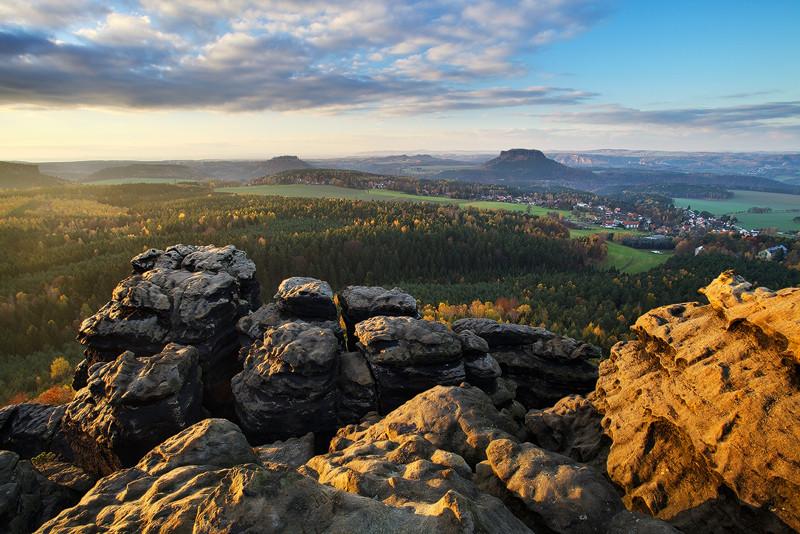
[673,190,800,232]
[86,177,200,185]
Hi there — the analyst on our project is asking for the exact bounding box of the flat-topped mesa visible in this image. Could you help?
[61,343,205,476]
[355,316,466,411]
[452,318,600,408]
[336,285,419,350]
[75,244,260,411]
[594,271,800,532]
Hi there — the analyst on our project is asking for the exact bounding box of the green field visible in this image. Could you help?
[85,177,200,185]
[673,190,800,232]
[217,184,458,203]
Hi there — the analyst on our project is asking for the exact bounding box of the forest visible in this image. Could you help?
[1,182,798,405]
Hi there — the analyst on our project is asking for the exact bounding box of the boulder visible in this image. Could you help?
[477,439,623,534]
[61,343,205,475]
[453,318,599,408]
[274,276,337,320]
[337,285,418,350]
[37,418,463,533]
[594,271,800,532]
[232,321,340,442]
[254,432,315,468]
[525,394,609,469]
[355,316,465,411]
[76,244,259,412]
[0,403,70,460]
[0,451,82,534]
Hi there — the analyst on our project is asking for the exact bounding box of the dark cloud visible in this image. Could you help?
[551,102,800,129]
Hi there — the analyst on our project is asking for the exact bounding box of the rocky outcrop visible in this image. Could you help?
[61,343,205,475]
[0,451,82,534]
[232,321,340,442]
[337,285,419,350]
[0,403,70,459]
[355,316,466,411]
[595,271,800,532]
[453,318,600,408]
[274,276,338,320]
[337,350,378,424]
[236,301,342,346]
[254,432,315,468]
[38,418,489,533]
[76,244,259,410]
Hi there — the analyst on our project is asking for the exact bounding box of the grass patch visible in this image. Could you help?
[673,190,800,232]
[85,177,200,185]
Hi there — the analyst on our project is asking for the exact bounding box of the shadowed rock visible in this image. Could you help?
[0,403,70,460]
[232,321,340,442]
[337,285,418,350]
[355,316,465,411]
[274,276,337,320]
[61,343,205,475]
[453,318,599,408]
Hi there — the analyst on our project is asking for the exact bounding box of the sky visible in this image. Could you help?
[0,0,798,160]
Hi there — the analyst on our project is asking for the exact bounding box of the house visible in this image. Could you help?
[757,244,788,261]
[622,220,639,229]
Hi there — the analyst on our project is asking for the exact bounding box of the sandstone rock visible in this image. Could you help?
[37,418,464,533]
[237,302,343,347]
[274,276,337,320]
[337,285,418,350]
[525,394,608,469]
[232,321,340,442]
[356,316,465,411]
[0,451,81,534]
[595,271,800,532]
[76,244,258,412]
[61,343,205,475]
[337,351,378,424]
[454,318,599,408]
[478,439,623,534]
[305,384,531,533]
[0,403,69,459]
[30,456,96,494]
[255,432,315,468]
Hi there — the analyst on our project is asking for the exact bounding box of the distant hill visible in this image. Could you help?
[85,163,206,182]
[0,162,64,189]
[438,149,595,184]
[191,156,312,181]
[311,154,473,176]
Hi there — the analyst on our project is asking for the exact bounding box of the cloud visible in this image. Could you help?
[0,0,608,113]
[548,102,800,129]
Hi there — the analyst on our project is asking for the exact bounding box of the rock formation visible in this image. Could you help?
[76,244,259,410]
[7,244,796,533]
[337,285,419,350]
[453,318,600,408]
[232,321,340,442]
[594,271,799,532]
[355,316,466,411]
[61,343,205,475]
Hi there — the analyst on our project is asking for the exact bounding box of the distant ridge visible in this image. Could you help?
[0,162,64,189]
[84,163,206,182]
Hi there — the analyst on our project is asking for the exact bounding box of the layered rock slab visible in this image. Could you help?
[61,343,205,475]
[452,318,600,408]
[337,285,419,350]
[595,271,800,532]
[355,316,466,411]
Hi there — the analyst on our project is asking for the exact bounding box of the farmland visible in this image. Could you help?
[673,190,800,232]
